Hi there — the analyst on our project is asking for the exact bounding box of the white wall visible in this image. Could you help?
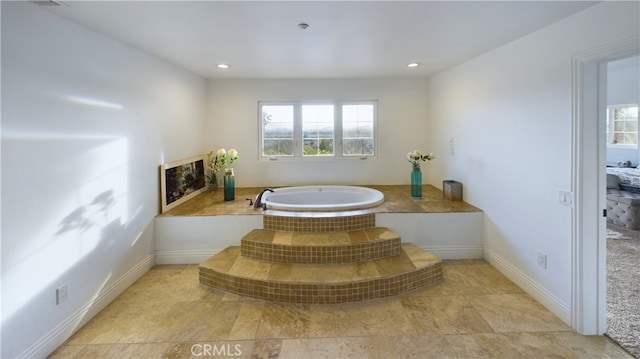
[427,1,639,323]
[606,55,640,165]
[1,3,205,358]
[205,78,430,187]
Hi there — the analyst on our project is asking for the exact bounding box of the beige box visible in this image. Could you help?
[443,180,462,201]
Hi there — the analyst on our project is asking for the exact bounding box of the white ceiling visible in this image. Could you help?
[40,1,598,79]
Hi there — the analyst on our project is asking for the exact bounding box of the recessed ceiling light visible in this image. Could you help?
[407,62,420,68]
[298,23,309,30]
[217,64,230,69]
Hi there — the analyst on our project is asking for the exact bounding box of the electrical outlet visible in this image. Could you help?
[536,252,547,269]
[449,137,455,156]
[56,284,68,305]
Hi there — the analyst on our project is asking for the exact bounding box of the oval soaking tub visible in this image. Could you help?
[262,186,384,211]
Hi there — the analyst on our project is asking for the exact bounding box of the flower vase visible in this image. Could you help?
[411,164,422,197]
[223,168,235,201]
[208,174,218,192]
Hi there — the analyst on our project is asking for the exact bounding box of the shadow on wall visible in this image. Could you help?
[56,190,116,235]
[0,135,151,358]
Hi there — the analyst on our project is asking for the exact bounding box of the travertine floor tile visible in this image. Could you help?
[228,255,272,279]
[49,261,632,359]
[308,305,339,338]
[405,263,524,297]
[144,301,242,342]
[289,263,357,283]
[401,296,493,335]
[468,294,571,333]
[268,262,293,280]
[279,337,370,359]
[66,344,112,359]
[102,343,170,358]
[444,334,494,359]
[65,313,129,345]
[228,300,265,340]
[250,339,282,359]
[447,332,579,359]
[48,345,86,359]
[272,231,293,245]
[164,341,253,359]
[393,333,457,359]
[292,232,351,245]
[552,331,634,358]
[333,299,415,337]
[255,303,310,339]
[364,336,398,359]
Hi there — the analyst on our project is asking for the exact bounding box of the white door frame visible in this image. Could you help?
[571,37,639,335]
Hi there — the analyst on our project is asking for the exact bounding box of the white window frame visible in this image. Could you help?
[606,104,639,149]
[258,100,378,161]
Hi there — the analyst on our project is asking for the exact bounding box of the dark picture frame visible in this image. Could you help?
[160,155,206,213]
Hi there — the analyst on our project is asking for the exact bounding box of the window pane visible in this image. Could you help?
[342,104,374,156]
[609,105,639,147]
[625,120,638,132]
[302,105,334,156]
[613,133,625,144]
[343,139,374,155]
[262,105,294,156]
[614,121,625,132]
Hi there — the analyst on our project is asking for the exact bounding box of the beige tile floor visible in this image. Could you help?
[49,260,632,359]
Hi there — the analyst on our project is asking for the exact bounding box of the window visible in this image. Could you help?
[260,101,377,159]
[342,104,375,156]
[302,105,334,156]
[262,105,294,156]
[607,104,639,147]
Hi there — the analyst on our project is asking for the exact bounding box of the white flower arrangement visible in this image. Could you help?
[205,151,221,186]
[407,150,435,167]
[206,148,240,185]
[218,148,239,175]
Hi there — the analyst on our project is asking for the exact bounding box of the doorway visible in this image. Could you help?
[603,55,639,356]
[571,38,639,336]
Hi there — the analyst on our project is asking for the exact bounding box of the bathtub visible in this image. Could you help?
[262,186,384,211]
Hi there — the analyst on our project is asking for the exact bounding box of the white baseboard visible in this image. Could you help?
[155,249,219,264]
[484,249,571,324]
[421,245,484,260]
[24,255,154,359]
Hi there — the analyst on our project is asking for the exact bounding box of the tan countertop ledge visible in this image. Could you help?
[158,185,481,217]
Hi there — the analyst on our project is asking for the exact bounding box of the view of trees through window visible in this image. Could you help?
[262,105,294,156]
[260,101,376,158]
[343,104,374,156]
[607,105,639,147]
[302,105,334,156]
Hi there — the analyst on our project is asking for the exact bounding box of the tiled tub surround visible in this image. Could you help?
[159,185,481,217]
[199,206,445,303]
[200,244,442,304]
[263,212,376,232]
[241,227,401,263]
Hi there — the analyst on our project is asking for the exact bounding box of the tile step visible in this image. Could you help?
[199,243,443,304]
[240,227,401,264]
[263,212,376,232]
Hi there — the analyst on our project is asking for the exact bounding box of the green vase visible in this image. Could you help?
[411,165,422,197]
[223,168,234,201]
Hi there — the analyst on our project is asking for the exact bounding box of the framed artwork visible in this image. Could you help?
[160,155,206,213]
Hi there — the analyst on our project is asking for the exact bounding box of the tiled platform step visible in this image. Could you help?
[263,212,375,232]
[240,227,401,264]
[199,244,443,304]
